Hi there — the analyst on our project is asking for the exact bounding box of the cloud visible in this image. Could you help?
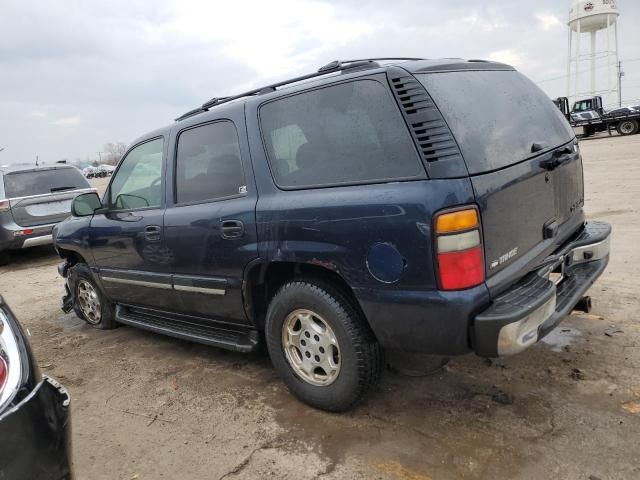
[166,0,375,78]
[488,49,524,67]
[536,13,562,30]
[1,0,639,164]
[51,116,81,127]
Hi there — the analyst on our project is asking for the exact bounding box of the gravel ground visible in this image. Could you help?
[1,132,639,480]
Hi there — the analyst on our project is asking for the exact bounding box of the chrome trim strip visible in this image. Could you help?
[22,234,53,248]
[101,276,172,290]
[174,284,226,296]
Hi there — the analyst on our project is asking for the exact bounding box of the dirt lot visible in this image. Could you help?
[1,134,640,480]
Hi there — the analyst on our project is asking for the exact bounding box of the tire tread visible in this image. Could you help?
[266,278,381,411]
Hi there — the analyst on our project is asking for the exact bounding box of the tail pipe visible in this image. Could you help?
[573,296,592,314]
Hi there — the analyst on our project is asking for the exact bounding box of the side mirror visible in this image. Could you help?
[71,192,103,217]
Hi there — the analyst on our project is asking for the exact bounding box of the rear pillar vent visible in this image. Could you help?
[387,67,467,178]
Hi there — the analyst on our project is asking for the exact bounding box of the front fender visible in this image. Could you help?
[53,216,92,262]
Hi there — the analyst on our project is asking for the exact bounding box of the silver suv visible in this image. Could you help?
[0,164,93,264]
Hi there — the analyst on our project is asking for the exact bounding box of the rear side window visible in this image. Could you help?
[416,71,575,175]
[175,121,245,204]
[260,80,423,188]
[3,168,89,198]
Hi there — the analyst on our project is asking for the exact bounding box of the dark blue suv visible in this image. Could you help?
[54,58,611,411]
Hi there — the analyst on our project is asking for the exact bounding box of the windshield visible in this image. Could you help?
[3,168,90,198]
[416,70,575,175]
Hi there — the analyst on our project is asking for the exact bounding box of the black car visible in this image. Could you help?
[0,164,94,265]
[0,297,72,479]
[54,58,611,411]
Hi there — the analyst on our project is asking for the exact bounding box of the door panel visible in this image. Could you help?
[89,136,171,309]
[164,196,257,324]
[90,209,174,309]
[163,117,258,326]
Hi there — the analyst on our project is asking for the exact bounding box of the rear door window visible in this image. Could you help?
[3,168,90,198]
[175,121,246,204]
[416,71,575,175]
[260,79,424,189]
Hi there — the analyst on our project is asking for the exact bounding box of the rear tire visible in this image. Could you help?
[265,279,381,412]
[617,119,639,136]
[69,263,117,330]
[0,250,11,266]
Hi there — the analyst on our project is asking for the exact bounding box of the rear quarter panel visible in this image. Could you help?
[252,180,475,290]
[244,79,478,293]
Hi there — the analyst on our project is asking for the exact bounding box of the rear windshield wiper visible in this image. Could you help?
[50,186,78,192]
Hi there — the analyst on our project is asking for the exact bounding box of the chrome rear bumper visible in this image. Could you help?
[473,221,611,357]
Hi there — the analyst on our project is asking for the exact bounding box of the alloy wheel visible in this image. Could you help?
[282,309,341,386]
[77,280,101,325]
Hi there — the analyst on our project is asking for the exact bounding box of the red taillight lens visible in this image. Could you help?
[0,357,7,391]
[437,246,484,290]
[435,207,485,290]
[13,229,34,237]
[0,308,23,410]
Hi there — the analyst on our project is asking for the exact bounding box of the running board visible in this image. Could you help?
[115,305,259,352]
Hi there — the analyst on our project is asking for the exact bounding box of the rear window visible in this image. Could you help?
[416,71,574,175]
[4,168,90,198]
[260,79,424,188]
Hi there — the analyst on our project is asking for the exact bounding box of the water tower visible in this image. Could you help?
[566,0,620,106]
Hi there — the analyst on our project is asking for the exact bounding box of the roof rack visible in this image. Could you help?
[174,57,425,122]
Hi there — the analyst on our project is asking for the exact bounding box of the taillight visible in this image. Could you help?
[435,207,485,290]
[0,199,9,212]
[0,357,7,390]
[13,229,34,237]
[0,309,22,410]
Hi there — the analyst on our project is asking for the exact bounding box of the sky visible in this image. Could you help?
[1,0,639,165]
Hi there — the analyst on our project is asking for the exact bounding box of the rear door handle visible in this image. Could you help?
[221,220,244,239]
[144,225,162,242]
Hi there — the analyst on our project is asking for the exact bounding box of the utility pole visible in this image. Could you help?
[618,60,624,107]
[35,155,39,166]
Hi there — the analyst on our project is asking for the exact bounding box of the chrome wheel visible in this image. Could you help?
[76,280,101,325]
[282,309,341,386]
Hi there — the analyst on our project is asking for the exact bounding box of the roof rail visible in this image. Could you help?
[174,57,425,122]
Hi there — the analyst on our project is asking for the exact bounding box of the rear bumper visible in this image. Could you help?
[0,223,56,250]
[0,376,73,480]
[472,221,611,357]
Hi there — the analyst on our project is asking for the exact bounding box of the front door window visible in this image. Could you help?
[109,138,164,210]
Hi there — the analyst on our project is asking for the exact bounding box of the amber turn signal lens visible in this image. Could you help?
[436,209,479,233]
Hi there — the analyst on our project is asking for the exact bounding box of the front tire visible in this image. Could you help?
[69,263,117,330]
[265,279,381,412]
